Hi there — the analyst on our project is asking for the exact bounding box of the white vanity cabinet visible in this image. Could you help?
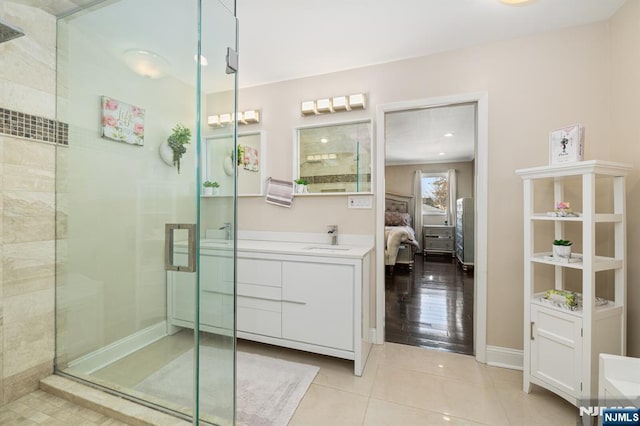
[281,261,354,351]
[167,242,373,376]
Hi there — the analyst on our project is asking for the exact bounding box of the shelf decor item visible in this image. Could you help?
[294,178,308,194]
[203,180,219,196]
[552,239,572,259]
[549,124,584,165]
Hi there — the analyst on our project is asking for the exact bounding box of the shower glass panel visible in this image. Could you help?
[55,0,237,424]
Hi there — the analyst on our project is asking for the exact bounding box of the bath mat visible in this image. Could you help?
[134,346,318,426]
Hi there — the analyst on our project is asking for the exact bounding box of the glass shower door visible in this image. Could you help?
[54,0,237,424]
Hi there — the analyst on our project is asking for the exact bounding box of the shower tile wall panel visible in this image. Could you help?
[0,1,57,406]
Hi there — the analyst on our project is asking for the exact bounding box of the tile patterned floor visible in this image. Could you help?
[34,339,579,425]
[0,389,128,425]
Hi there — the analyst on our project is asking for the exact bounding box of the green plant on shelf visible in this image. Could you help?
[203,181,220,188]
[294,178,308,185]
[553,239,573,246]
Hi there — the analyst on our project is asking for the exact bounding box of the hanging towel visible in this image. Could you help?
[265,178,294,208]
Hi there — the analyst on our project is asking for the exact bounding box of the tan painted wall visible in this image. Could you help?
[610,0,640,356]
[217,21,618,352]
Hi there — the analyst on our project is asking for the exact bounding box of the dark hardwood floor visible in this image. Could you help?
[385,253,474,355]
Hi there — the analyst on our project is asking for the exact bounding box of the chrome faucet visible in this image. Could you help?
[218,222,232,240]
[327,225,338,245]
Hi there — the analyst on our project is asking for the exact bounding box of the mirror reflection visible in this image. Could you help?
[295,120,372,193]
[203,131,265,196]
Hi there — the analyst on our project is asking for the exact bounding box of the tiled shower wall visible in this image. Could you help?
[0,1,58,405]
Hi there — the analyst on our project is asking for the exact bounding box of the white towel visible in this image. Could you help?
[266,178,294,208]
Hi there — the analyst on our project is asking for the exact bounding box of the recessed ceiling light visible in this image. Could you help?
[194,54,208,66]
[320,138,328,144]
[439,152,446,156]
[444,132,454,138]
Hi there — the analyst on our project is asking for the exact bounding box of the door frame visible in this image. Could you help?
[374,92,488,363]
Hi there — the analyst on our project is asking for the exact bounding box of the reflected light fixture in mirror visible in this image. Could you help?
[194,54,209,66]
[122,49,169,78]
[207,110,261,127]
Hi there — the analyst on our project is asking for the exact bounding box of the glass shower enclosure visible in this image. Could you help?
[55,0,237,424]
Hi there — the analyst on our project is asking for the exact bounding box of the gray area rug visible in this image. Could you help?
[135,345,319,426]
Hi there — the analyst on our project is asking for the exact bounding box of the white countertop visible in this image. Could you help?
[176,238,373,259]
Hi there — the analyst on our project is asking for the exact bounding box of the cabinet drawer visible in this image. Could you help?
[238,283,281,301]
[237,258,281,287]
[423,227,454,238]
[238,305,281,337]
[424,238,454,251]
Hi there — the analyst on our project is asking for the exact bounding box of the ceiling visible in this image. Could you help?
[385,104,476,165]
[21,0,625,164]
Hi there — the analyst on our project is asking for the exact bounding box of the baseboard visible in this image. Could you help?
[68,321,167,374]
[369,328,378,344]
[486,345,523,370]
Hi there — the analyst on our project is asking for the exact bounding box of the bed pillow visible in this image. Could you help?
[385,211,411,226]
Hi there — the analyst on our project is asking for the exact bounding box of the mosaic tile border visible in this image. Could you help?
[0,108,68,145]
[301,173,372,184]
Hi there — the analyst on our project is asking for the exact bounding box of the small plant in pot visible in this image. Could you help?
[203,180,220,196]
[294,178,309,194]
[553,239,573,259]
[167,124,191,174]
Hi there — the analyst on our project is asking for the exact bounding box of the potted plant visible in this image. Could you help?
[167,124,191,174]
[203,180,220,196]
[552,239,572,259]
[294,178,309,194]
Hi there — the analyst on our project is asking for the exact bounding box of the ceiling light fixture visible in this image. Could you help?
[499,0,534,5]
[122,49,169,79]
[320,138,328,144]
[439,152,446,156]
[444,132,454,138]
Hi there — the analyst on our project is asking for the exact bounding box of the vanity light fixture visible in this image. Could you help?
[332,96,349,111]
[300,93,367,116]
[301,100,317,116]
[207,110,261,127]
[316,98,333,113]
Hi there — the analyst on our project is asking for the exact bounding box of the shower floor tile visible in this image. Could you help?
[0,389,128,425]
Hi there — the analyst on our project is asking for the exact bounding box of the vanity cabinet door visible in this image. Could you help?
[281,261,354,351]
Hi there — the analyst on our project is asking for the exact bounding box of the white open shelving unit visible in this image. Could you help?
[516,160,631,408]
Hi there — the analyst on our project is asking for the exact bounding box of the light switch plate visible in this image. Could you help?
[348,195,373,209]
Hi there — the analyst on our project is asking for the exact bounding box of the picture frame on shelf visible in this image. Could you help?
[549,124,584,165]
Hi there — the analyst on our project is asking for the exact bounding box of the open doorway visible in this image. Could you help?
[383,103,476,354]
[375,93,489,363]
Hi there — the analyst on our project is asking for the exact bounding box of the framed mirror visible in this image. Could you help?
[294,119,372,194]
[202,131,266,197]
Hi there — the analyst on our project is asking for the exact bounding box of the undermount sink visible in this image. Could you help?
[302,245,351,251]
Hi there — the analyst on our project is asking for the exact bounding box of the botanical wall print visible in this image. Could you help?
[238,144,259,172]
[101,96,145,146]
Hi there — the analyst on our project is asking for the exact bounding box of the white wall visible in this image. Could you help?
[610,0,640,357]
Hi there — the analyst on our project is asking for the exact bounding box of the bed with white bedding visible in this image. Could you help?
[384,193,420,269]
